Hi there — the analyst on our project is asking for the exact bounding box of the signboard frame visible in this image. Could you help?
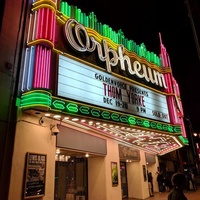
[23,152,47,199]
[57,55,170,123]
[111,161,119,186]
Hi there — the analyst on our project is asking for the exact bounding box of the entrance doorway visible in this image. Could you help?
[120,162,128,198]
[54,156,88,200]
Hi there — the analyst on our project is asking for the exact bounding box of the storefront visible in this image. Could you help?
[8,1,188,200]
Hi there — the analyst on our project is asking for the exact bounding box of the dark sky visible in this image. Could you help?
[66,0,200,132]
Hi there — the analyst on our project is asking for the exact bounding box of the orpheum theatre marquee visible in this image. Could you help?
[17,0,188,155]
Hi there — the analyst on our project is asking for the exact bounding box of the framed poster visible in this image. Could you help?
[23,152,47,199]
[111,162,118,186]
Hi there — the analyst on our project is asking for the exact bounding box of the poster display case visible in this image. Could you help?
[23,152,47,199]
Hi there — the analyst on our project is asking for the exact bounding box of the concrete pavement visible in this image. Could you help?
[126,188,200,200]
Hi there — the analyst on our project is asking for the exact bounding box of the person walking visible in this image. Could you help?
[168,172,187,200]
[188,170,197,190]
[156,171,164,192]
[147,171,154,196]
[163,171,171,192]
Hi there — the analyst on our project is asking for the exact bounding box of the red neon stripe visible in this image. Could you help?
[38,46,42,86]
[40,48,45,86]
[39,8,44,38]
[44,49,48,88]
[40,48,45,88]
[40,48,44,86]
[38,47,42,86]
[32,12,37,41]
[33,46,39,87]
[42,48,46,87]
[168,97,176,124]
[46,49,51,88]
[45,8,49,39]
[52,12,55,43]
[36,10,40,39]
[43,48,47,87]
[49,9,53,41]
[42,8,47,38]
[39,47,42,86]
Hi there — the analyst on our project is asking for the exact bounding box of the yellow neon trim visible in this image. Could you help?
[27,41,171,96]
[28,39,54,48]
[21,104,51,110]
[87,28,171,73]
[29,4,173,96]
[22,89,52,96]
[32,0,56,11]
[32,4,56,13]
[56,17,169,73]
[56,10,69,23]
[21,90,183,136]
[53,93,180,131]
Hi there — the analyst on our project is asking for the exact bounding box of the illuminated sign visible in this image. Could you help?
[58,55,170,123]
[20,90,181,133]
[63,19,167,89]
[119,144,140,161]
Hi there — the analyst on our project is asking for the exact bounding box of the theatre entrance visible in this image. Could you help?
[54,156,88,200]
[120,162,128,198]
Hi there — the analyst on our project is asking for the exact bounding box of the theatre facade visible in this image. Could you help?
[8,1,188,199]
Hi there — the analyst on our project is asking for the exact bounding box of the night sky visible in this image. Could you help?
[66,0,200,132]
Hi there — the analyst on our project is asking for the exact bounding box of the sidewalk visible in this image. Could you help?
[127,188,200,200]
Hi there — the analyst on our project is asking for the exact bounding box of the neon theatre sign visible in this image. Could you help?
[63,19,167,89]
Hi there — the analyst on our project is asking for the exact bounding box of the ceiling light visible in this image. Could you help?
[54,115,61,119]
[72,118,79,121]
[56,149,60,154]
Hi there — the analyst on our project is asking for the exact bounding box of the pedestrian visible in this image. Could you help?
[163,171,171,192]
[156,171,164,192]
[147,171,154,196]
[190,170,197,190]
[168,172,187,200]
[186,170,197,190]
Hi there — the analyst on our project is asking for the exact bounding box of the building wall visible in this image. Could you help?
[104,139,122,200]
[147,156,159,193]
[0,1,192,200]
[88,139,123,200]
[8,112,159,200]
[8,113,56,200]
[88,157,107,200]
[0,1,29,199]
[127,151,150,199]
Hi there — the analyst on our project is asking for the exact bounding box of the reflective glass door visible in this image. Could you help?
[120,162,128,198]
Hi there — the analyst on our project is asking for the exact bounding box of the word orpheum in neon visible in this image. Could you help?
[63,19,167,89]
